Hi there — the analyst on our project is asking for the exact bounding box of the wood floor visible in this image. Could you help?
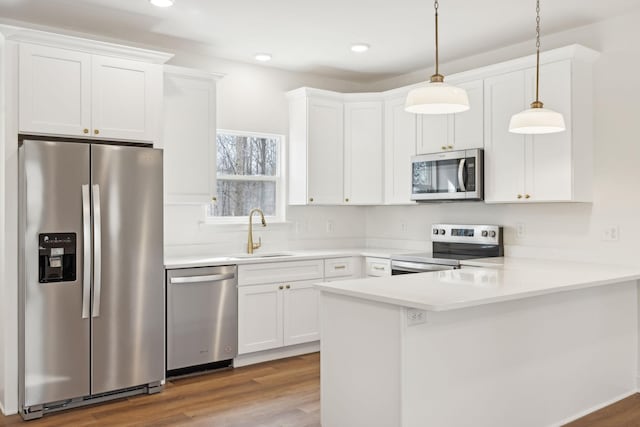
[0,353,320,427]
[0,351,639,426]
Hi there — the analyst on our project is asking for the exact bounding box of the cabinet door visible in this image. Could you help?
[484,71,527,203]
[525,60,573,201]
[92,56,161,142]
[416,114,452,154]
[19,43,91,136]
[453,80,484,150]
[344,101,383,204]
[238,284,283,354]
[307,97,344,204]
[384,96,417,204]
[163,72,217,204]
[283,280,321,346]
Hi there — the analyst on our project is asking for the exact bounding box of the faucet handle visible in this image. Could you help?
[253,237,262,250]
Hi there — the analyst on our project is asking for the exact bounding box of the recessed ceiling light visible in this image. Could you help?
[149,0,174,7]
[255,53,272,62]
[351,44,370,53]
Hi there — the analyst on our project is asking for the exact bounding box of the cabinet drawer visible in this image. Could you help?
[365,257,391,277]
[324,257,360,279]
[238,259,324,286]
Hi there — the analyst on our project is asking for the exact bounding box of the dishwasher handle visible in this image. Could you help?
[170,273,236,284]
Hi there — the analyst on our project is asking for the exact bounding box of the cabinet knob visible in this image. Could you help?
[517,194,523,199]
[94,129,100,135]
[279,285,284,290]
[525,194,531,199]
[286,285,291,289]
[447,145,453,150]
[211,196,217,202]
[83,128,89,134]
[345,198,349,202]
[309,197,314,202]
[441,146,447,150]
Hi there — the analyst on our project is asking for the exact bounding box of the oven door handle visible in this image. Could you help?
[391,260,454,273]
[458,158,466,192]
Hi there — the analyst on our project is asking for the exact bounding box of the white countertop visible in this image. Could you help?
[164,247,415,269]
[315,257,640,312]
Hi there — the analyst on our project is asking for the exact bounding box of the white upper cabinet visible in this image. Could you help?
[344,101,383,204]
[163,67,220,205]
[308,97,344,204]
[19,44,91,137]
[288,89,344,205]
[91,56,161,141]
[18,41,168,143]
[416,79,484,154]
[384,95,416,204]
[416,114,451,154]
[288,45,597,206]
[453,80,485,150]
[484,71,527,203]
[484,55,595,203]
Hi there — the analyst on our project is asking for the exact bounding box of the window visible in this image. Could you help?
[207,130,285,222]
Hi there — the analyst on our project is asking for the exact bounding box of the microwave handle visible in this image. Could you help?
[458,158,467,192]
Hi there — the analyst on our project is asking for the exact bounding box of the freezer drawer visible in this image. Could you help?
[167,266,238,371]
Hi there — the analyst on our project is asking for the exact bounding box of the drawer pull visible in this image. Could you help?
[373,266,385,271]
[334,265,346,270]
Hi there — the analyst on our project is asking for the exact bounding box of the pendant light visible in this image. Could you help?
[405,0,469,114]
[509,0,565,134]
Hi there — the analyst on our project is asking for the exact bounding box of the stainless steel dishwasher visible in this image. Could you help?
[166,265,237,375]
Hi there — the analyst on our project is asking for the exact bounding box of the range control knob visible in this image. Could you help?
[433,229,439,235]
[439,229,446,235]
[489,231,497,238]
[481,230,488,237]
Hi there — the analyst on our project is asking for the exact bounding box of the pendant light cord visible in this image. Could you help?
[434,0,439,77]
[534,0,542,106]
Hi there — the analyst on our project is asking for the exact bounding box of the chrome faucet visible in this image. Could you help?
[247,208,267,254]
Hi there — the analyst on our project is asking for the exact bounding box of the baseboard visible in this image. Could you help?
[0,400,4,416]
[551,389,637,426]
[233,342,320,368]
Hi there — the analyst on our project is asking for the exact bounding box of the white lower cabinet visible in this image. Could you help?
[283,280,321,346]
[238,283,284,354]
[238,260,324,355]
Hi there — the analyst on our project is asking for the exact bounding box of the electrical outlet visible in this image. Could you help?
[516,222,526,238]
[326,220,334,233]
[407,309,426,326]
[603,225,620,241]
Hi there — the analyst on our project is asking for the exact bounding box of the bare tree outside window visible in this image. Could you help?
[207,131,282,219]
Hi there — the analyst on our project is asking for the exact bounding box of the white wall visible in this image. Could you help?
[365,7,640,265]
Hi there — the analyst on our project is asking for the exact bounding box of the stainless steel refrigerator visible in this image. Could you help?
[19,139,164,420]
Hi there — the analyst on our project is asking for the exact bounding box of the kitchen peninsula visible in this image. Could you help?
[316,259,640,427]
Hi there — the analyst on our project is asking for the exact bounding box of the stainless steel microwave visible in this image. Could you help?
[411,149,483,201]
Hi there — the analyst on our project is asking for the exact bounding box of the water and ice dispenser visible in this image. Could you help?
[38,233,77,283]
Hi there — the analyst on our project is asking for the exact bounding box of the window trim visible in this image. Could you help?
[205,129,287,225]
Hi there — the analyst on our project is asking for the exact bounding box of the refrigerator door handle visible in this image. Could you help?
[92,184,102,318]
[82,185,91,319]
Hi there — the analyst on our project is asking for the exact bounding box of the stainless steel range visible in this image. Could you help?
[391,224,503,274]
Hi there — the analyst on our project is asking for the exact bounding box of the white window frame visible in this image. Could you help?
[205,129,287,225]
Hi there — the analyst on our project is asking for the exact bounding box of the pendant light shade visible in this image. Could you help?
[405,0,469,115]
[509,0,565,134]
[405,82,470,114]
[509,107,565,134]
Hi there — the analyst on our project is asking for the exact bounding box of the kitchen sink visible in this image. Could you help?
[230,252,295,259]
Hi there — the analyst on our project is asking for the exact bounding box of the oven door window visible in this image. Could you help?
[412,157,475,194]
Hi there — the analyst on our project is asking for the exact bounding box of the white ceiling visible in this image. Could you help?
[0,0,636,82]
